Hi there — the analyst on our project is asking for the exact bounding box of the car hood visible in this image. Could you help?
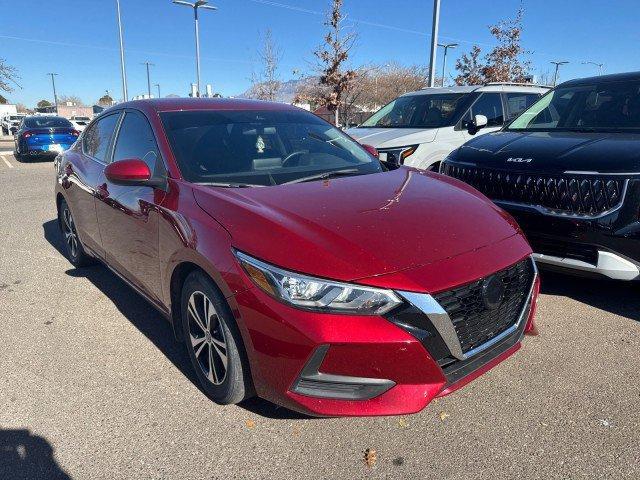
[455,130,640,173]
[192,168,520,283]
[346,127,438,149]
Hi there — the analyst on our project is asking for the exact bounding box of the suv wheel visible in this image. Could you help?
[180,271,252,404]
[59,200,93,267]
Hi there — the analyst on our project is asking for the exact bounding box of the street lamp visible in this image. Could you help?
[115,0,128,101]
[47,73,59,114]
[437,42,458,87]
[155,83,161,98]
[427,0,441,87]
[173,0,217,97]
[550,61,569,87]
[141,62,155,97]
[582,61,604,76]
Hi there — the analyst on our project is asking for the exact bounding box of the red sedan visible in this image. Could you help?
[54,99,539,417]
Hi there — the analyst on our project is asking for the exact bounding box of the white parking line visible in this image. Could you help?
[0,150,14,155]
[1,155,14,169]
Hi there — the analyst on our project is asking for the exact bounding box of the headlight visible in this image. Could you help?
[235,251,402,315]
[378,145,419,166]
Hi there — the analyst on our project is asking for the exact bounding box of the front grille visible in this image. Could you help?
[443,164,626,217]
[433,259,534,354]
[528,236,598,265]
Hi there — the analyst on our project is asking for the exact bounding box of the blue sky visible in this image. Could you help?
[1,0,639,107]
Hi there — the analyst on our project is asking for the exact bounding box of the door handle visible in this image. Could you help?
[96,183,109,199]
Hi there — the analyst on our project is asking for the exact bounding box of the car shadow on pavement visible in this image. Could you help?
[540,269,640,322]
[0,428,72,480]
[42,220,310,420]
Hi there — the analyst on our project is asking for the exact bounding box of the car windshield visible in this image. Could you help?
[24,117,73,128]
[160,109,383,186]
[508,80,640,132]
[9,115,23,120]
[74,117,90,121]
[360,93,472,128]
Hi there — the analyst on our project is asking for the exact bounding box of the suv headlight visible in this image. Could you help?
[235,251,402,315]
[378,145,419,166]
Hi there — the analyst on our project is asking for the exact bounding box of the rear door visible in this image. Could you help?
[503,92,542,122]
[63,112,121,258]
[95,109,167,302]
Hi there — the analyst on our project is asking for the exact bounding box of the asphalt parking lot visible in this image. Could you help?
[0,135,638,479]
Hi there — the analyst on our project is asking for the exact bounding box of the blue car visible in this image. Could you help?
[14,116,80,160]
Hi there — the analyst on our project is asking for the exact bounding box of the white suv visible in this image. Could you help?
[347,83,549,171]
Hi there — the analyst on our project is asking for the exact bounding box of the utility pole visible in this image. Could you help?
[173,1,217,97]
[115,0,128,101]
[47,73,59,113]
[582,61,604,76]
[438,42,458,87]
[551,61,569,87]
[141,62,154,97]
[427,0,441,87]
[155,83,161,98]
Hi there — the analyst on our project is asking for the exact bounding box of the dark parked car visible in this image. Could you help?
[14,115,79,160]
[54,98,538,417]
[443,71,640,281]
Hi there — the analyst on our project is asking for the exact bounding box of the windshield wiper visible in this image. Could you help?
[200,182,264,188]
[283,168,360,185]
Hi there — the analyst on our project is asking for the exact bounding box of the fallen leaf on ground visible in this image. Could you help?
[363,448,377,468]
[398,418,408,428]
[245,419,256,429]
[439,411,450,421]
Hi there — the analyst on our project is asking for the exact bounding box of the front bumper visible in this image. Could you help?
[232,252,538,417]
[500,199,640,281]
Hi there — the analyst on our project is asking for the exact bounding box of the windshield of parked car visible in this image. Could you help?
[508,80,640,132]
[360,93,472,128]
[24,117,73,128]
[9,115,23,121]
[73,117,91,121]
[160,109,383,186]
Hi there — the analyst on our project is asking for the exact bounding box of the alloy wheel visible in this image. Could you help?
[61,207,79,259]
[187,291,228,385]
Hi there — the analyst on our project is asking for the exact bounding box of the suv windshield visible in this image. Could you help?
[508,80,640,132]
[24,117,73,128]
[160,109,382,186]
[360,93,472,128]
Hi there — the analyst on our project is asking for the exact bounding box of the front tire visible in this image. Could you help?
[58,199,93,267]
[180,271,252,404]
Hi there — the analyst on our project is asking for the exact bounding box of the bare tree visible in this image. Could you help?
[37,100,52,109]
[15,103,28,113]
[98,93,114,106]
[58,95,84,106]
[249,29,283,101]
[0,58,19,92]
[314,0,357,125]
[455,5,531,85]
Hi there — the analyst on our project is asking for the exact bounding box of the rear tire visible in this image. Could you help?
[180,271,252,404]
[58,199,93,267]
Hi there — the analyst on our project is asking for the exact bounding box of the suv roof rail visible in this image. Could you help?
[483,82,551,88]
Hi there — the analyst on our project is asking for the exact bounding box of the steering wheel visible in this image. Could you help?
[282,151,308,167]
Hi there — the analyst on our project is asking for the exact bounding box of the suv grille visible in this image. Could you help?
[433,259,534,354]
[443,164,626,216]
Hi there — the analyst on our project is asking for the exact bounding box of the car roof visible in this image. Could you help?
[558,71,640,88]
[108,98,300,114]
[403,83,549,97]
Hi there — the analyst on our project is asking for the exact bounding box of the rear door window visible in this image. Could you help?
[83,113,120,162]
[504,93,541,120]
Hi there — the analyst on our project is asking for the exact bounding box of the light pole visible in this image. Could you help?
[582,61,604,76]
[47,73,59,113]
[173,0,217,97]
[115,0,128,101]
[551,61,569,87]
[427,0,441,87]
[141,62,154,97]
[155,83,161,98]
[438,42,458,87]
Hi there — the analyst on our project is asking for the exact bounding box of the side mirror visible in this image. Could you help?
[362,144,379,158]
[104,159,156,187]
[468,114,488,135]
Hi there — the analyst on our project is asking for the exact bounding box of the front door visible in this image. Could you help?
[461,92,505,141]
[95,109,167,303]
